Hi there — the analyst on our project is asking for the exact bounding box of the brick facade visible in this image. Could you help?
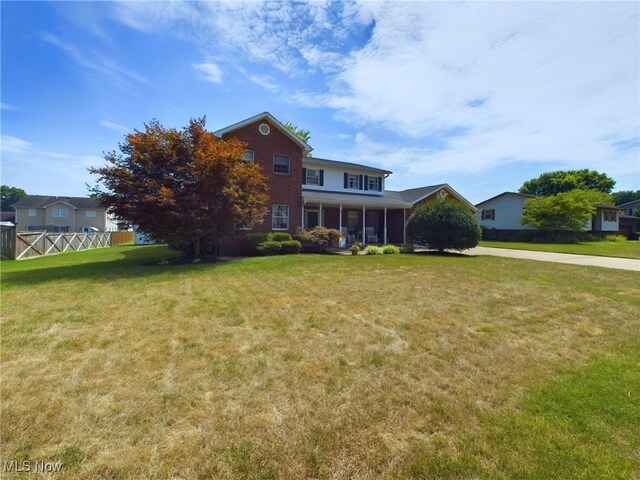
[222,119,303,233]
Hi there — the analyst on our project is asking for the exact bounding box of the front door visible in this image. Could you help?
[306,210,319,229]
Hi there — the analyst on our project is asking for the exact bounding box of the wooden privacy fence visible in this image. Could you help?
[111,231,134,245]
[1,229,112,260]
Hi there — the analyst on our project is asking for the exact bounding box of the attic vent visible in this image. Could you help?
[259,123,270,135]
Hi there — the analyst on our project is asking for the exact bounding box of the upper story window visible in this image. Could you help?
[273,154,290,174]
[603,210,617,222]
[52,208,69,218]
[86,210,96,218]
[481,209,495,221]
[367,176,380,191]
[306,169,320,185]
[243,150,255,162]
[347,174,359,189]
[28,208,37,217]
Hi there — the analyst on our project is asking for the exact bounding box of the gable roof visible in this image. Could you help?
[388,184,477,211]
[304,156,392,175]
[618,199,640,208]
[213,112,313,153]
[13,195,102,209]
[1,211,15,222]
[475,191,538,207]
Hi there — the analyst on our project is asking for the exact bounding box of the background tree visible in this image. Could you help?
[406,199,481,252]
[283,122,312,155]
[1,185,26,211]
[611,190,640,205]
[521,189,612,234]
[519,169,615,196]
[90,118,269,256]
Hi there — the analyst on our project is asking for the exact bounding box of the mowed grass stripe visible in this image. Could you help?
[1,246,638,479]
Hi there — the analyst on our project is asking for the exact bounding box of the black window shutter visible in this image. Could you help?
[302,168,307,185]
[378,176,383,192]
[359,174,363,190]
[364,175,369,191]
[319,170,324,186]
[344,173,348,188]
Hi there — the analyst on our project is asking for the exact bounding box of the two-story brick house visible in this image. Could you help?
[215,112,476,245]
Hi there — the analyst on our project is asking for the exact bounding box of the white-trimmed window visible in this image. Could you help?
[603,210,617,222]
[272,205,289,230]
[306,168,320,185]
[368,176,380,191]
[86,210,96,218]
[273,154,290,174]
[243,150,255,162]
[28,208,36,217]
[52,208,69,218]
[481,209,495,221]
[347,174,359,189]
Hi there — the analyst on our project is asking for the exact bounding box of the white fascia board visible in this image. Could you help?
[213,112,312,153]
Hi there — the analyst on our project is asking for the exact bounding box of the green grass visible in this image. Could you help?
[1,245,639,479]
[480,239,640,259]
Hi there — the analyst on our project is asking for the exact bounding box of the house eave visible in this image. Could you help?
[213,112,313,153]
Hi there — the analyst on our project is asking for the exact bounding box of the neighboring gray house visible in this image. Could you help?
[476,192,537,234]
[476,191,622,239]
[618,199,640,216]
[13,195,118,233]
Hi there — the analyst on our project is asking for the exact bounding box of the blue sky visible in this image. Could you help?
[2,1,639,204]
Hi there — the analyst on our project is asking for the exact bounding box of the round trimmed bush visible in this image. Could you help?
[280,240,302,254]
[406,199,481,252]
[269,232,293,242]
[382,244,400,254]
[256,241,282,256]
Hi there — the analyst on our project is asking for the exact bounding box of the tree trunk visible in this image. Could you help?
[194,237,201,257]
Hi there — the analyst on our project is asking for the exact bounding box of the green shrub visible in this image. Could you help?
[269,232,292,242]
[293,227,341,249]
[256,241,282,256]
[406,199,481,252]
[603,234,627,242]
[280,240,302,254]
[364,245,383,255]
[382,244,400,254]
[400,244,414,253]
[242,232,270,256]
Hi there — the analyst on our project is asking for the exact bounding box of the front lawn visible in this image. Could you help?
[480,239,640,259]
[1,245,639,479]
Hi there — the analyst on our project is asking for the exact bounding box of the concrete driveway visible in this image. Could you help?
[467,246,640,272]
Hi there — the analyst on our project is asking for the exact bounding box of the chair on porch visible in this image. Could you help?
[341,227,355,244]
[365,227,378,244]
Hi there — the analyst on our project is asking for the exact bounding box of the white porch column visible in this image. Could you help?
[339,204,343,233]
[302,204,305,228]
[384,207,387,244]
[362,205,366,244]
[319,203,323,227]
[403,208,406,244]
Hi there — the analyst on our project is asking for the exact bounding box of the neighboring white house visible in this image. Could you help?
[476,191,622,237]
[476,192,537,231]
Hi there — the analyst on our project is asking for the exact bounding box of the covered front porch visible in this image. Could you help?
[302,191,412,245]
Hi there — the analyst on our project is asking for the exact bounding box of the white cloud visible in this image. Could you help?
[192,62,223,84]
[1,135,33,155]
[1,103,17,111]
[42,33,149,88]
[106,1,638,182]
[111,1,372,75]
[249,74,279,92]
[100,120,129,132]
[307,2,639,178]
